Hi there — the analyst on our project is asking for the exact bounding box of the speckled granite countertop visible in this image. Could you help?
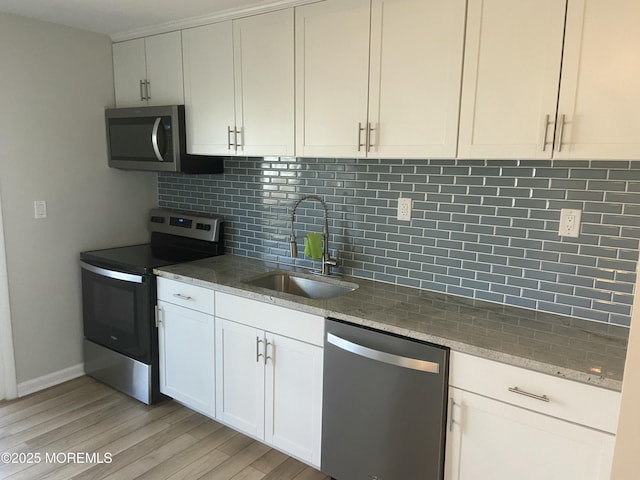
[155,255,629,391]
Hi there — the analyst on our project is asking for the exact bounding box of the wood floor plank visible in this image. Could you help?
[186,419,226,440]
[229,465,265,480]
[0,382,112,430]
[69,410,206,479]
[0,396,135,478]
[0,377,93,417]
[136,425,239,480]
[36,405,182,480]
[293,466,332,480]
[250,448,288,474]
[165,449,230,480]
[261,457,308,480]
[0,377,330,480]
[197,441,272,480]
[216,434,256,457]
[23,396,139,451]
[100,432,199,479]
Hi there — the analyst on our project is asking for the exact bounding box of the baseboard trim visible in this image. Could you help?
[17,363,85,397]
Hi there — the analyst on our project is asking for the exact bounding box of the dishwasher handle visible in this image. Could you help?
[327,332,440,374]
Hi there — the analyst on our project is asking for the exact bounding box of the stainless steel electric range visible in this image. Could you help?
[80,208,223,404]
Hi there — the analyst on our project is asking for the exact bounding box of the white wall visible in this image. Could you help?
[0,12,157,388]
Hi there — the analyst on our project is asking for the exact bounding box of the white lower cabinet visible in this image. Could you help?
[157,299,215,417]
[265,331,323,464]
[157,278,215,416]
[215,292,323,468]
[445,352,619,480]
[215,318,264,437]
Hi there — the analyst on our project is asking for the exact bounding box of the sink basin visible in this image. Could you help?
[244,271,358,300]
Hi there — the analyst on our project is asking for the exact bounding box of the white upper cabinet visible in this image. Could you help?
[296,0,465,159]
[234,10,295,157]
[112,31,184,107]
[457,0,566,159]
[459,0,640,160]
[555,0,640,159]
[112,39,146,107]
[182,22,236,156]
[295,0,371,158]
[183,9,294,156]
[368,0,465,158]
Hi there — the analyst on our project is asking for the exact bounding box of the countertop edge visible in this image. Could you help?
[155,268,623,392]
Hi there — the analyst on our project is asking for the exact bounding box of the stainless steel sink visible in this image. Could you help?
[243,271,358,300]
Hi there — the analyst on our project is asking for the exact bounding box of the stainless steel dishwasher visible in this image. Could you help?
[322,318,449,480]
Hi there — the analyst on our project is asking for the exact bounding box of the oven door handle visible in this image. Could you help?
[80,261,144,284]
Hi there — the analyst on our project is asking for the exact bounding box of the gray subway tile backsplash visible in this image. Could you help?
[159,157,640,327]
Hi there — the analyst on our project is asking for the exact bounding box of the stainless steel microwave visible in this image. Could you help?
[105,105,223,174]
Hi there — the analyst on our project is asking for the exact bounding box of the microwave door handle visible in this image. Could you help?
[151,117,164,161]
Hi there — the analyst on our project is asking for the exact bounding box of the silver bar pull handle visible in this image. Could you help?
[227,126,234,151]
[172,293,192,301]
[449,397,456,432]
[145,80,151,100]
[556,114,566,152]
[155,305,161,327]
[366,122,374,153]
[256,337,264,363]
[139,80,146,101]
[234,126,240,152]
[327,333,440,374]
[151,117,163,161]
[265,340,273,365]
[508,386,550,402]
[542,114,552,152]
[357,122,366,152]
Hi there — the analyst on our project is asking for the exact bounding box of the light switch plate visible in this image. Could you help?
[34,200,47,219]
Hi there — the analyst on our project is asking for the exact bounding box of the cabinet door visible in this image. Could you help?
[295,0,371,158]
[158,300,215,417]
[112,38,147,107]
[182,22,236,155]
[233,9,295,157]
[264,333,323,468]
[368,0,465,159]
[555,0,640,159]
[144,31,184,106]
[445,388,616,480]
[457,0,566,159]
[215,318,265,439]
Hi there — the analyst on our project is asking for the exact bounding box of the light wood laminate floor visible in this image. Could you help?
[0,376,331,480]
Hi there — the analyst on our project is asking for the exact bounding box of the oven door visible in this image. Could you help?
[80,261,154,364]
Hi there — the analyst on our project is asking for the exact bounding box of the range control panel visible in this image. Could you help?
[148,208,222,242]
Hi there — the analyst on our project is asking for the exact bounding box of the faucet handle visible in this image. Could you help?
[322,254,338,275]
[324,257,338,267]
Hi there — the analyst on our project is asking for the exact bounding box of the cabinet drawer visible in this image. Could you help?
[449,351,621,433]
[157,277,214,313]
[215,291,324,346]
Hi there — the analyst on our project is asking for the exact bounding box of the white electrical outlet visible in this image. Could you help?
[398,198,412,221]
[559,208,581,238]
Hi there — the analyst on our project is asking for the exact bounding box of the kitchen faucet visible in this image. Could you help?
[289,194,338,275]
